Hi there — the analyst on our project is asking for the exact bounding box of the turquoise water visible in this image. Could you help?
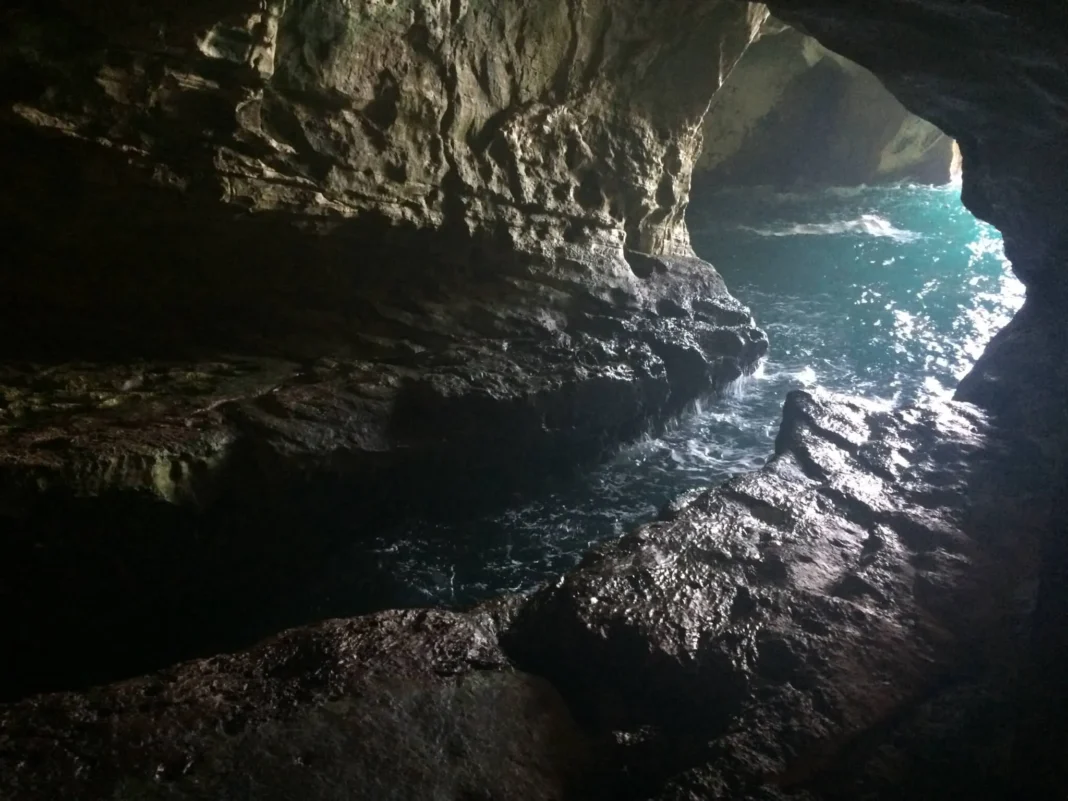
[294,184,1024,617]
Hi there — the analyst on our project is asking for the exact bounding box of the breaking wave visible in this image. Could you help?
[741,213,922,242]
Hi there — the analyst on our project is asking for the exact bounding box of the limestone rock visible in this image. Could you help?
[503,390,1049,797]
[0,0,772,700]
[0,609,592,801]
[1,391,1051,800]
[0,276,767,702]
[695,23,954,189]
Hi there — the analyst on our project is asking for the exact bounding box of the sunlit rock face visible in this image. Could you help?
[695,21,954,189]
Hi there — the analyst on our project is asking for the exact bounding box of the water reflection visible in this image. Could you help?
[295,184,1026,616]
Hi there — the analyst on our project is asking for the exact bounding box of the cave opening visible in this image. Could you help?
[0,6,1030,687]
[269,19,1024,628]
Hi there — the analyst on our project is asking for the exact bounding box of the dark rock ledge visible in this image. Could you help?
[0,0,768,700]
[0,252,766,703]
[0,390,1051,800]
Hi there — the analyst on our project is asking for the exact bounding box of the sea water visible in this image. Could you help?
[293,183,1025,618]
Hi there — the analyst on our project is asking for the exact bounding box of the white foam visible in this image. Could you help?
[793,365,819,386]
[741,213,921,242]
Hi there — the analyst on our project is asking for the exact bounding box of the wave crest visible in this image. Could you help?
[741,213,921,242]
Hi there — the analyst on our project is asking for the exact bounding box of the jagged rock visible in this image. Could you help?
[0,1,771,699]
[756,3,1068,790]
[1,0,768,353]
[1,0,1067,797]
[695,21,954,188]
[502,391,1050,798]
[0,391,1052,801]
[0,609,592,801]
[0,260,767,702]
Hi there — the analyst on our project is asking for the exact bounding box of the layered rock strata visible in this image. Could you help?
[3,0,1068,796]
[749,11,1068,782]
[0,0,770,698]
[0,391,1049,800]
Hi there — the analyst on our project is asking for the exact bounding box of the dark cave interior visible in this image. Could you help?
[1,1,1067,799]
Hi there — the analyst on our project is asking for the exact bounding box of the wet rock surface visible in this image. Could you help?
[0,392,1052,800]
[0,0,769,700]
[503,390,1049,799]
[1,0,1067,797]
[0,256,766,702]
[758,2,1068,791]
[0,609,592,801]
[0,0,767,362]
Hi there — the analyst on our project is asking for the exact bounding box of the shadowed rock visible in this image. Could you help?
[0,610,592,801]
[0,392,1051,800]
[0,0,770,699]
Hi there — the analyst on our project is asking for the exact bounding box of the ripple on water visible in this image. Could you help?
[290,183,1025,618]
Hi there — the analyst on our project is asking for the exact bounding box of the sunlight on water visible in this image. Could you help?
[306,183,1026,613]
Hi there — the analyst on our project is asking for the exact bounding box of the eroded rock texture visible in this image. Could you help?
[695,21,954,189]
[0,392,1049,800]
[2,0,767,353]
[743,13,1068,781]
[503,390,1048,799]
[2,0,1068,797]
[0,0,771,698]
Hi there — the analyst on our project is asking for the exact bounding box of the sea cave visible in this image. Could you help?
[1,1,1066,799]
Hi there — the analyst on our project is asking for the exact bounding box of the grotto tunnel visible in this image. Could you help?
[1,1,1067,799]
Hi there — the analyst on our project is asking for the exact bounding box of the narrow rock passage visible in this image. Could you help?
[0,390,1052,800]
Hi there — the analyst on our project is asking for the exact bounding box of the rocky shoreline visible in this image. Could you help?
[3,0,1068,797]
[1,389,1051,800]
[0,250,766,702]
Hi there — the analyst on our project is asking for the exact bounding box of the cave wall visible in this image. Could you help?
[2,1,1068,799]
[1,0,767,355]
[695,21,954,188]
[0,0,778,700]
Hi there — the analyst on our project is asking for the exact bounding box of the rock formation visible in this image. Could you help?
[2,0,1068,798]
[695,21,955,189]
[0,0,768,699]
[0,609,593,801]
[0,391,1052,799]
